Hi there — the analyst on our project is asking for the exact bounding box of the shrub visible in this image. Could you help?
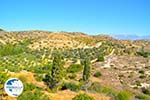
[142,88,150,96]
[97,54,104,62]
[88,82,101,93]
[18,89,50,100]
[139,70,145,74]
[93,71,102,77]
[135,94,150,100]
[68,73,77,79]
[67,64,83,73]
[73,93,94,100]
[33,64,52,74]
[0,43,25,56]
[62,82,81,92]
[137,48,150,58]
[0,72,9,84]
[34,74,44,82]
[117,91,132,100]
[0,72,9,96]
[139,75,146,79]
[24,83,43,91]
[88,82,117,96]
[135,80,141,86]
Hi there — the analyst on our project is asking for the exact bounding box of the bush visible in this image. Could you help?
[0,72,9,96]
[68,73,77,79]
[0,72,9,84]
[139,70,145,74]
[117,91,132,100]
[33,64,52,74]
[88,82,101,93]
[135,94,150,100]
[139,75,146,79]
[137,48,150,58]
[88,82,117,96]
[142,88,150,96]
[0,43,26,56]
[18,89,50,100]
[67,64,83,73]
[73,93,94,100]
[62,82,81,92]
[34,74,44,82]
[93,71,102,77]
[97,54,104,62]
[24,83,43,91]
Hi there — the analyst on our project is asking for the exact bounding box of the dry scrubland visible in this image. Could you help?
[0,30,150,100]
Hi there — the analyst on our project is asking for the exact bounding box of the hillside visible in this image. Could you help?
[0,31,150,100]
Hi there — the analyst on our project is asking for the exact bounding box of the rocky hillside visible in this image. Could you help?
[0,31,150,100]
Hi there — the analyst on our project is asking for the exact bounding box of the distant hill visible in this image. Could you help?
[111,34,150,40]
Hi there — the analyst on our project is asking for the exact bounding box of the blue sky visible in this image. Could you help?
[0,0,149,35]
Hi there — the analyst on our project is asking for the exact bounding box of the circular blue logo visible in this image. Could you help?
[4,78,24,97]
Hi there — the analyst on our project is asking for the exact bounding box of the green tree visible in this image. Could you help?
[44,51,64,90]
[82,57,91,81]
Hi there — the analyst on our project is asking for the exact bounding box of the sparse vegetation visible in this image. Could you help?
[62,82,81,92]
[0,31,149,99]
[73,93,94,100]
[117,91,132,100]
[18,89,50,100]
